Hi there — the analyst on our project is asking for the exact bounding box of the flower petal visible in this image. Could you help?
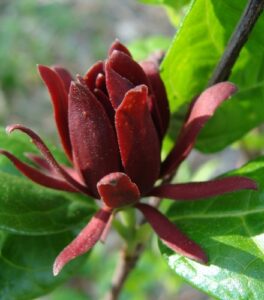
[161,82,237,177]
[140,60,170,136]
[0,150,77,192]
[68,82,120,195]
[136,203,207,263]
[83,61,104,91]
[108,39,132,57]
[52,65,73,93]
[148,94,164,141]
[108,50,149,87]
[93,89,115,124]
[95,73,107,92]
[149,176,257,200]
[115,85,160,194]
[53,207,112,276]
[97,172,140,209]
[105,61,134,108]
[6,124,91,195]
[38,65,72,160]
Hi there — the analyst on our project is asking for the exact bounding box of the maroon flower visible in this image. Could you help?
[0,40,257,276]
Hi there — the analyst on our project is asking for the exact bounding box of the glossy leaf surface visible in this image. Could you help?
[0,231,86,300]
[0,171,95,235]
[160,157,264,299]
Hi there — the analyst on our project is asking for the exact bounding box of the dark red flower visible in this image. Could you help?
[0,40,257,276]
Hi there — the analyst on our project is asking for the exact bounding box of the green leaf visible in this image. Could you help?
[0,171,95,235]
[161,0,264,152]
[160,156,264,299]
[240,130,264,152]
[0,231,87,300]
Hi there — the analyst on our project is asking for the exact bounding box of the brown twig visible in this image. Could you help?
[208,0,264,86]
[104,244,144,300]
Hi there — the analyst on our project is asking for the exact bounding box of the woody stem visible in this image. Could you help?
[208,0,264,86]
[103,198,156,300]
[103,244,144,300]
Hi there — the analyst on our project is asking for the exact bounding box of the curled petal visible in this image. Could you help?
[97,172,140,209]
[108,39,132,57]
[76,74,88,87]
[105,61,134,108]
[136,203,207,263]
[52,65,73,93]
[115,85,160,194]
[149,176,257,200]
[140,60,170,136]
[148,94,164,141]
[69,82,120,195]
[38,65,72,160]
[0,150,77,192]
[83,61,104,91]
[108,50,149,87]
[94,88,114,118]
[161,82,237,177]
[6,124,91,195]
[93,89,115,124]
[53,207,112,276]
[95,73,107,92]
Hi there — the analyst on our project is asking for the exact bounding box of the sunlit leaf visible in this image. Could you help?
[160,156,264,299]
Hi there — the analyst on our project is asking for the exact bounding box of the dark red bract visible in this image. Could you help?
[0,40,257,276]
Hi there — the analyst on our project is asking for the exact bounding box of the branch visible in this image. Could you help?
[104,244,144,300]
[208,0,264,86]
[103,198,158,300]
